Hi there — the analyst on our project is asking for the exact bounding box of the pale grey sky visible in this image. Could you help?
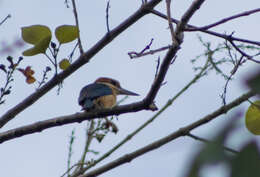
[0,0,259,177]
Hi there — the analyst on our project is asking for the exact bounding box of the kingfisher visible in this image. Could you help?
[78,77,139,111]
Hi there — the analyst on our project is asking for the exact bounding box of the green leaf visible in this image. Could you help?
[21,25,51,45]
[55,25,79,44]
[245,100,260,135]
[22,35,51,56]
[59,59,71,70]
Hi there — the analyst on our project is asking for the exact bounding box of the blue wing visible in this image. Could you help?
[78,83,112,109]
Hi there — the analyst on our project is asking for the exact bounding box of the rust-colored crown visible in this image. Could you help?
[95,77,121,88]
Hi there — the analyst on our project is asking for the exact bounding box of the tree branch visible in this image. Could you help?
[79,90,256,177]
[72,0,84,54]
[0,0,163,129]
[229,39,260,63]
[189,8,260,31]
[151,10,260,46]
[0,14,11,26]
[166,0,177,44]
[187,133,239,154]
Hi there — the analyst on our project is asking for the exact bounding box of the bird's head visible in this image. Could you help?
[95,77,139,96]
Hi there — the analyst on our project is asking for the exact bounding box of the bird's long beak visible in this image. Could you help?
[118,87,139,96]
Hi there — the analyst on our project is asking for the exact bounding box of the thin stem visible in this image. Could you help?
[150,9,260,46]
[166,0,177,44]
[187,133,239,154]
[72,0,84,54]
[106,0,110,32]
[44,53,56,67]
[0,14,11,26]
[190,8,260,31]
[79,121,95,170]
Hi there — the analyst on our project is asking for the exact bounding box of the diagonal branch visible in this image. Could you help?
[151,10,260,46]
[79,90,256,177]
[0,0,163,129]
[0,14,11,26]
[189,8,260,31]
[229,40,260,63]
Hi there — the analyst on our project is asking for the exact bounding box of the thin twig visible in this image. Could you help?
[67,128,76,177]
[0,14,11,26]
[128,38,154,58]
[69,42,79,62]
[187,133,239,154]
[150,10,260,46]
[72,0,84,54]
[189,8,260,31]
[221,56,244,105]
[37,66,52,88]
[128,45,171,59]
[155,56,160,78]
[229,39,260,63]
[77,121,95,171]
[106,0,110,33]
[166,0,177,44]
[44,53,56,67]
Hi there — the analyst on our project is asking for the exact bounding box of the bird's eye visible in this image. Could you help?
[111,80,117,86]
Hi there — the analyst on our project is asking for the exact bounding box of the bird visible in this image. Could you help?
[78,77,139,111]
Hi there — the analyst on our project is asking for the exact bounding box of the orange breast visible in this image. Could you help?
[95,94,117,108]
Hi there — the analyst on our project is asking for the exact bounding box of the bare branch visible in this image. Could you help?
[154,56,160,78]
[72,0,84,54]
[187,133,239,154]
[79,90,255,177]
[229,39,260,63]
[166,0,177,44]
[221,55,245,105]
[106,0,110,33]
[190,8,260,31]
[128,45,171,59]
[151,10,260,46]
[0,14,11,26]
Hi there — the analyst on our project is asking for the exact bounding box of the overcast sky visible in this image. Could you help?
[0,0,259,177]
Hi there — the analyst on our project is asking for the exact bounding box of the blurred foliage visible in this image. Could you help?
[185,113,260,177]
[246,71,260,96]
[191,36,260,80]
